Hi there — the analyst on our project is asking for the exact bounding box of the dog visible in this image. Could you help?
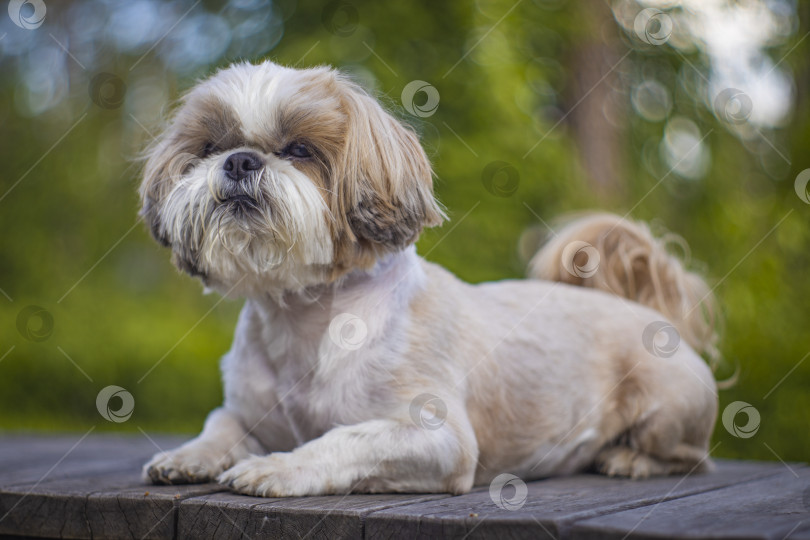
[139,60,719,497]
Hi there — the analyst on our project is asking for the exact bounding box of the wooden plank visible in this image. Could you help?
[1,470,144,539]
[364,461,789,540]
[0,434,220,539]
[0,434,190,487]
[571,466,810,540]
[0,435,104,478]
[0,469,224,539]
[0,434,190,465]
[1,434,805,540]
[87,479,227,540]
[178,491,451,539]
[2,454,144,489]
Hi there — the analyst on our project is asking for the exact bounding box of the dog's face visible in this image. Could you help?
[140,61,444,296]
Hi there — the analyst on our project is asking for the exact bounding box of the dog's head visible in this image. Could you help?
[139,61,444,296]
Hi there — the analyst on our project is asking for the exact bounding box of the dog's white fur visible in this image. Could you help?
[140,61,718,497]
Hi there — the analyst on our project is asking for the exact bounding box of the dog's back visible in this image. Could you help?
[528,213,720,367]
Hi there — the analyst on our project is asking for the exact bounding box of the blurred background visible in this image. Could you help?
[0,0,807,465]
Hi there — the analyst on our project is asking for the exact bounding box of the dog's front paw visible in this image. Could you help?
[142,445,228,485]
[218,453,332,497]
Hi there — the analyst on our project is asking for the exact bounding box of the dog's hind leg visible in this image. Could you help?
[594,441,712,479]
[594,383,716,479]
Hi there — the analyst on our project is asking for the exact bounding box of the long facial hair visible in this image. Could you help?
[154,149,334,293]
[139,61,445,299]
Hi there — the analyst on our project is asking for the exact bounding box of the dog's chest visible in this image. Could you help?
[223,257,419,451]
[224,330,390,450]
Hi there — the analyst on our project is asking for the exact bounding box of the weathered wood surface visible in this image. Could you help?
[0,434,807,539]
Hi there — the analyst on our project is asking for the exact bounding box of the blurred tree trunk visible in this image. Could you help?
[790,1,810,161]
[565,0,627,204]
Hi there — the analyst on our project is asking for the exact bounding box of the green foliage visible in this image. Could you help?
[0,0,807,466]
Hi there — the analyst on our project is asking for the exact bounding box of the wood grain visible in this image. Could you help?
[572,466,810,540]
[363,461,789,539]
[0,435,805,539]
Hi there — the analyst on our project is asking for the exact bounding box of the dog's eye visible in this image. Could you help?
[203,142,217,157]
[283,143,312,159]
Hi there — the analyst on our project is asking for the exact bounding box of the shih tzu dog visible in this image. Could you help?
[140,60,719,497]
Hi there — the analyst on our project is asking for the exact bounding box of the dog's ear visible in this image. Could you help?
[139,134,175,247]
[337,80,445,249]
[139,133,199,248]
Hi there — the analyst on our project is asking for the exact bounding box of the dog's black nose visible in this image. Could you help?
[223,152,263,182]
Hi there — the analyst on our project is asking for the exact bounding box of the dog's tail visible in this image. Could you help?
[528,212,721,367]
